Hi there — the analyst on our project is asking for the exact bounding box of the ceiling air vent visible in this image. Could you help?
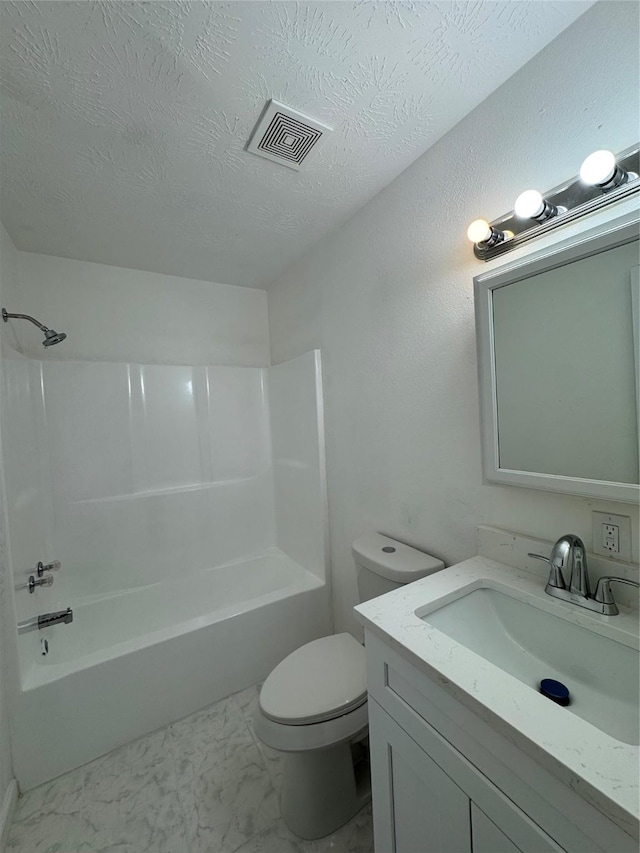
[246,100,332,171]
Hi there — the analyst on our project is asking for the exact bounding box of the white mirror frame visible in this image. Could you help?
[474,209,640,503]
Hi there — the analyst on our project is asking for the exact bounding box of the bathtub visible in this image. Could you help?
[13,549,330,790]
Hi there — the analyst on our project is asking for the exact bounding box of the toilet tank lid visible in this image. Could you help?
[351,532,444,582]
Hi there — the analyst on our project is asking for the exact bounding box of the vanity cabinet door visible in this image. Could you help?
[471,801,565,853]
[471,803,522,853]
[369,698,471,853]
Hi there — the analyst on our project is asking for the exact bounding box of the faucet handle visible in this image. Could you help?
[593,576,640,615]
[15,574,54,594]
[528,553,549,563]
[594,577,617,605]
[528,552,565,590]
[36,560,61,577]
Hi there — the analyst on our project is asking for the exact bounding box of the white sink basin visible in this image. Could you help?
[419,586,639,745]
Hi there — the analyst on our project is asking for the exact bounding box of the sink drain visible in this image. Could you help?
[540,678,570,706]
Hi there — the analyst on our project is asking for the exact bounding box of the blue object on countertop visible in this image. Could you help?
[540,678,570,706]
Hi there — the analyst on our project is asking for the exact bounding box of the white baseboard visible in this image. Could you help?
[0,779,18,853]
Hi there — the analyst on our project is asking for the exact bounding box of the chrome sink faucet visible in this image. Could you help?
[528,534,639,616]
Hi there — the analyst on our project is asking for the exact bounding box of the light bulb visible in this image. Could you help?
[467,219,492,244]
[514,189,563,223]
[467,219,512,250]
[514,190,545,219]
[579,150,616,186]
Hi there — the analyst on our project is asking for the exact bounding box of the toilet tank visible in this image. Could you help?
[352,532,444,603]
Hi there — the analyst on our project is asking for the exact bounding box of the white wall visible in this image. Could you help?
[267,1,640,636]
[14,252,270,366]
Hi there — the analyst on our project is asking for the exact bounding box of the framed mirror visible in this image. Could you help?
[474,211,640,503]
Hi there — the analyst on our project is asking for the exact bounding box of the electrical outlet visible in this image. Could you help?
[602,523,619,553]
[592,512,632,560]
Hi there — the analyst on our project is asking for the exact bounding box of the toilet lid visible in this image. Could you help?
[259,633,367,725]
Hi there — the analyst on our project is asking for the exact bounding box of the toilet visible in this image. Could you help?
[254,532,444,839]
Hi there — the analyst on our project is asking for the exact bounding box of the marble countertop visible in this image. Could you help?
[355,554,639,839]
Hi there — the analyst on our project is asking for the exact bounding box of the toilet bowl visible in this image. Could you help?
[254,532,444,839]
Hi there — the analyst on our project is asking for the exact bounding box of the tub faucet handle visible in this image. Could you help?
[15,574,54,594]
[29,574,54,593]
[37,560,61,577]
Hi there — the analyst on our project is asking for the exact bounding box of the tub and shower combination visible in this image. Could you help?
[3,346,330,790]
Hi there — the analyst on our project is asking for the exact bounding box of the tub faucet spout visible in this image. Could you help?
[18,608,73,634]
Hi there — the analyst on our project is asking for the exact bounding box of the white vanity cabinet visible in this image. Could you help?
[364,629,637,853]
[369,700,561,853]
[369,698,471,853]
[470,804,526,853]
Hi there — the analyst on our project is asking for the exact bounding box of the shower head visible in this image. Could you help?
[43,329,67,347]
[2,308,67,348]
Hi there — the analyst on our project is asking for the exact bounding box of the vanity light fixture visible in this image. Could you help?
[514,190,565,223]
[579,149,636,191]
[469,143,639,261]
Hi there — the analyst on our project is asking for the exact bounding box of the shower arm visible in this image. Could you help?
[2,309,50,332]
[2,308,67,347]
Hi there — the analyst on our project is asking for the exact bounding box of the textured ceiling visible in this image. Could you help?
[0,1,592,289]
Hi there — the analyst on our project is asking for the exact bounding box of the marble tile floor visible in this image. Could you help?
[6,685,373,853]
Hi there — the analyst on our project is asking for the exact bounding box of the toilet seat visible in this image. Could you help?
[255,696,368,753]
[259,633,367,725]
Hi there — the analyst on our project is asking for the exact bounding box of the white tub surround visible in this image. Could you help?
[7,353,327,610]
[268,351,329,584]
[8,359,275,610]
[4,350,330,791]
[14,551,328,791]
[20,552,323,687]
[355,529,639,852]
